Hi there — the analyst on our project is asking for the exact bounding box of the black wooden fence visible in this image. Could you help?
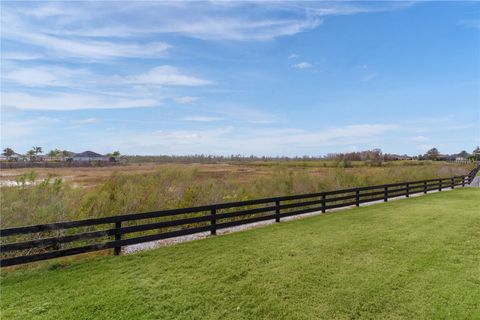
[1,166,479,267]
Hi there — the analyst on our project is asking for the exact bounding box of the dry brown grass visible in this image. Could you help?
[0,161,473,228]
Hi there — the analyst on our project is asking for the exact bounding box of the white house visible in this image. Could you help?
[72,151,109,162]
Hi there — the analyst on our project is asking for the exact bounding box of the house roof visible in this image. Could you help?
[74,151,105,157]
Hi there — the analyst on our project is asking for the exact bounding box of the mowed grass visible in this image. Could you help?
[1,189,479,320]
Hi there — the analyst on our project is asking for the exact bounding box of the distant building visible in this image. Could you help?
[72,151,109,162]
[475,150,480,161]
[455,157,467,163]
[436,154,451,161]
[1,153,21,161]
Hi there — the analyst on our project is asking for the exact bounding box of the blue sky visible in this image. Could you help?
[1,1,479,156]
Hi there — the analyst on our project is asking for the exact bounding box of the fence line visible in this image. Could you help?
[1,165,479,267]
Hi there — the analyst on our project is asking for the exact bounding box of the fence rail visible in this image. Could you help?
[1,165,479,267]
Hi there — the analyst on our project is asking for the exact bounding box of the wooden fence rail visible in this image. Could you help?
[1,166,479,267]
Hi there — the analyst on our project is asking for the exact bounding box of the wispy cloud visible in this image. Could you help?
[125,66,212,86]
[361,73,378,82]
[1,1,413,47]
[459,19,480,30]
[72,118,98,125]
[51,123,396,156]
[0,117,60,142]
[411,135,430,142]
[173,96,201,104]
[3,92,158,111]
[416,144,434,152]
[292,62,313,69]
[182,116,223,122]
[3,65,91,87]
[2,26,170,60]
[1,64,211,110]
[288,53,299,59]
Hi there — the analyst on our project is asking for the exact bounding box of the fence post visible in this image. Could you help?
[451,177,454,189]
[114,221,121,256]
[275,200,280,223]
[211,208,217,236]
[424,181,427,194]
[462,176,465,187]
[355,189,360,207]
[406,183,410,198]
[439,179,442,191]
[384,186,388,202]
[321,194,326,213]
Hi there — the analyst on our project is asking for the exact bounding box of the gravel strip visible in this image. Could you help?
[123,187,457,254]
[467,176,480,187]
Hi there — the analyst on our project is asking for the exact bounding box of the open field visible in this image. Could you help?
[0,161,473,229]
[0,160,472,189]
[1,189,479,319]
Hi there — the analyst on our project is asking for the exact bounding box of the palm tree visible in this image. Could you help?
[26,149,36,161]
[47,149,61,159]
[32,146,43,155]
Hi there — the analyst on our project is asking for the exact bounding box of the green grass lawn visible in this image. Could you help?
[2,189,479,320]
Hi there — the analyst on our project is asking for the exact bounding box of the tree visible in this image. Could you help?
[62,150,72,157]
[26,149,36,159]
[457,150,469,158]
[32,146,43,155]
[112,151,121,158]
[47,149,61,158]
[3,148,14,157]
[425,148,440,160]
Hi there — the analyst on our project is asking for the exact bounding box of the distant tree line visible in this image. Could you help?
[417,147,479,161]
[3,146,479,164]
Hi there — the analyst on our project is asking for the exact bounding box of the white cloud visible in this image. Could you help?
[207,104,279,124]
[72,118,98,125]
[411,136,430,142]
[173,96,201,104]
[68,123,396,156]
[2,92,158,111]
[182,116,223,122]
[288,54,299,59]
[126,66,212,86]
[1,52,43,61]
[1,6,170,60]
[0,117,60,144]
[292,62,312,69]
[3,28,170,60]
[1,2,413,46]
[361,72,378,82]
[3,65,90,87]
[416,144,434,152]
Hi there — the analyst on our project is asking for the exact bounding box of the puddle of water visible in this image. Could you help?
[0,172,20,177]
[0,180,35,187]
[0,179,56,187]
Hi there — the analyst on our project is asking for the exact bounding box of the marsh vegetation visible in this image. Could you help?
[0,161,472,228]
